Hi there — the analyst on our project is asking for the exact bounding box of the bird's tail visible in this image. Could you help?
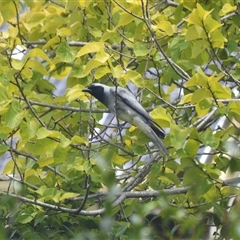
[150,123,165,139]
[141,122,168,155]
[152,136,169,155]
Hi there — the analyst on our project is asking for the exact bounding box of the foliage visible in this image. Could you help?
[0,0,240,239]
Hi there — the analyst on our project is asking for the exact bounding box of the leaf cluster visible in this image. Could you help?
[0,0,240,239]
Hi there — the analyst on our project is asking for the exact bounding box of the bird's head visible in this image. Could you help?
[82,83,106,103]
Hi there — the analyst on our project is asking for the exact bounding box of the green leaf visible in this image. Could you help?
[191,40,208,58]
[56,42,75,63]
[204,164,221,179]
[36,127,59,139]
[12,59,25,70]
[0,144,9,154]
[59,192,80,201]
[159,173,180,185]
[16,213,35,224]
[71,135,88,145]
[34,79,56,92]
[199,128,219,149]
[50,63,72,80]
[59,133,71,148]
[31,138,58,156]
[42,35,61,50]
[227,39,237,54]
[170,124,189,150]
[38,155,54,167]
[53,145,67,164]
[112,65,124,79]
[5,101,26,128]
[22,12,46,31]
[112,155,129,165]
[26,59,48,75]
[0,86,11,111]
[195,98,213,116]
[184,139,199,157]
[115,225,129,238]
[229,102,240,117]
[69,58,87,78]
[133,42,149,57]
[115,12,135,28]
[170,36,191,60]
[191,88,212,104]
[183,166,205,187]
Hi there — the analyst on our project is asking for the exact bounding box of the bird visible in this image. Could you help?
[82,83,168,155]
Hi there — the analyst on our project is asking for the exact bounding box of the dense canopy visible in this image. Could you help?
[0,0,240,239]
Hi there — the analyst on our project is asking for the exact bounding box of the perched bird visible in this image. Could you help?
[82,83,168,155]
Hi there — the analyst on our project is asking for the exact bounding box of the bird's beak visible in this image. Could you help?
[82,87,91,93]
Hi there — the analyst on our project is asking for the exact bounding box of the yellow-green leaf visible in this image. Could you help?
[59,133,71,148]
[12,59,25,70]
[60,192,80,201]
[178,93,193,105]
[71,135,88,145]
[53,145,67,164]
[123,70,144,87]
[209,82,231,99]
[219,3,237,16]
[38,155,54,167]
[195,98,213,116]
[94,66,111,79]
[112,65,124,79]
[115,12,135,28]
[170,124,189,150]
[210,29,227,48]
[26,48,52,64]
[2,160,14,174]
[85,59,104,74]
[204,15,223,33]
[26,59,48,75]
[185,25,206,41]
[36,127,59,139]
[133,42,149,57]
[56,42,75,63]
[6,101,26,128]
[186,69,208,87]
[191,88,212,104]
[66,84,86,102]
[157,21,175,36]
[95,48,110,63]
[150,107,171,127]
[76,42,104,57]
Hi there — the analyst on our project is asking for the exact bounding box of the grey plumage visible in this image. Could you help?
[82,83,168,155]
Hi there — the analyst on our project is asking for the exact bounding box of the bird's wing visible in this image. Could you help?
[110,87,165,138]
